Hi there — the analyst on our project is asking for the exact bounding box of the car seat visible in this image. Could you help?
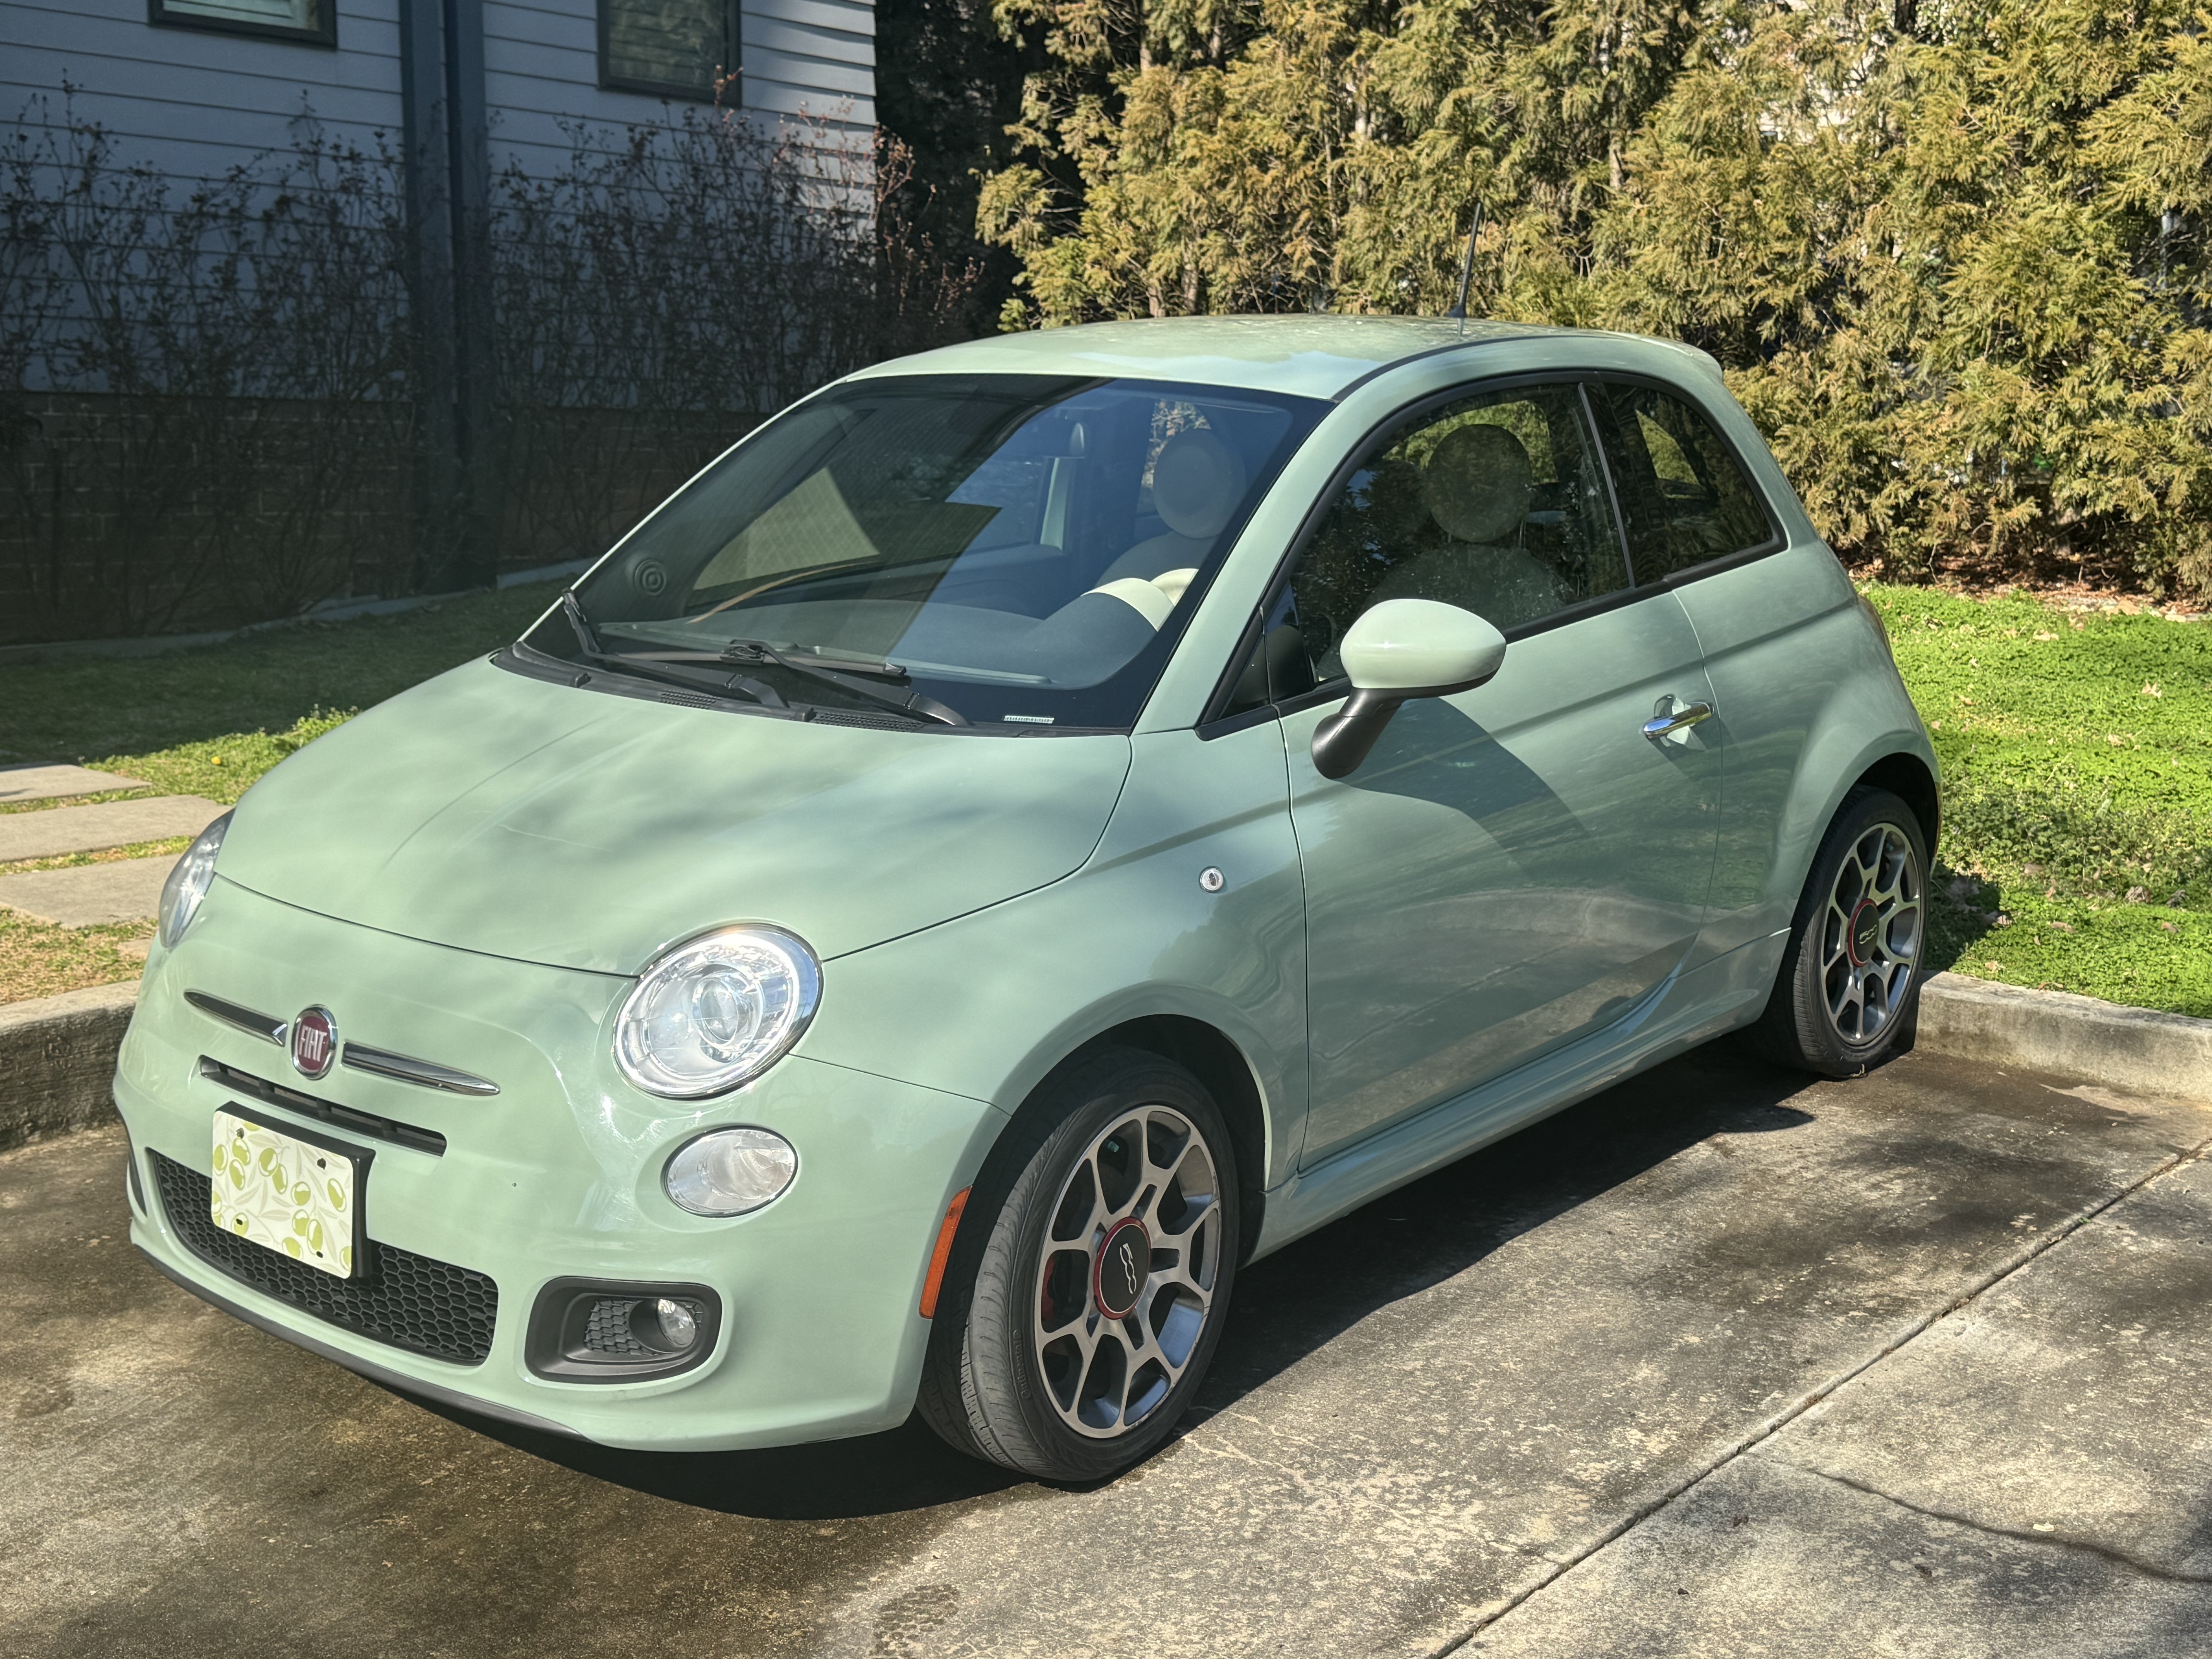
[1371,424,1567,625]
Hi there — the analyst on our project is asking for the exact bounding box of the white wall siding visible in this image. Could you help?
[743,0,869,125]
[747,14,869,68]
[483,0,636,174]
[762,0,871,40]
[1,0,405,182]
[6,0,872,182]
[477,0,870,180]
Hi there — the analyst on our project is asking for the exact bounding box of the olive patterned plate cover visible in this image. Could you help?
[210,1109,363,1279]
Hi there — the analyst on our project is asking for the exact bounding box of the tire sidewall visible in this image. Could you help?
[1783,788,1930,1075]
[963,1052,1240,1481]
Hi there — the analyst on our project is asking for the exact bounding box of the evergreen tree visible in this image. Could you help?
[979,0,2212,596]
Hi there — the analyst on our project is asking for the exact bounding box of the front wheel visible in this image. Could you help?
[917,1048,1238,1482]
[1748,787,1929,1078]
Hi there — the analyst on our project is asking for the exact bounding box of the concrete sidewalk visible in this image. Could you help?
[0,762,201,936]
[0,795,221,861]
[1468,1152,2212,1656]
[0,764,145,804]
[2,1046,2207,1657]
[0,855,181,926]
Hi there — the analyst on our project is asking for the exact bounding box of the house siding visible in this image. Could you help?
[2,0,405,178]
[1,0,874,184]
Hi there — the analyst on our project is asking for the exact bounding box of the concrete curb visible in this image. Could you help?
[0,970,2203,1156]
[0,980,138,1152]
[1915,971,2212,1102]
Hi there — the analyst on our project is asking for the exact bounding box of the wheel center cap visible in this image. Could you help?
[1848,900,1881,967]
[1094,1218,1149,1321]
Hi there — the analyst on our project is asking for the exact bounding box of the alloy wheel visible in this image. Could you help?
[1820,820,1923,1046]
[1032,1106,1222,1439]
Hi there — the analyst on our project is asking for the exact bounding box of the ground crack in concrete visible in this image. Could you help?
[1420,1126,2212,1657]
[1795,1464,2212,1585]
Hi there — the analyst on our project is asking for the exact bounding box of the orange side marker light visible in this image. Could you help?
[918,1187,971,1319]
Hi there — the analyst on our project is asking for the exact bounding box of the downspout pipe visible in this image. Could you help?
[398,0,499,593]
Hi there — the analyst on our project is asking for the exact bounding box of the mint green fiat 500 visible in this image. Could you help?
[119,317,1935,1481]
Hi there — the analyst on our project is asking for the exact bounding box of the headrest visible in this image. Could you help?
[1150,430,1246,540]
[1424,423,1532,545]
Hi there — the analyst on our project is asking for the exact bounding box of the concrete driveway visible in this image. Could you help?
[5,1044,2210,1657]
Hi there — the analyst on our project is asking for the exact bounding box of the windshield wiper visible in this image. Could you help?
[720,639,969,727]
[559,602,789,709]
[562,589,601,656]
[592,651,787,709]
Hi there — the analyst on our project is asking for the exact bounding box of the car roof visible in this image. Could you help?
[842,314,1630,402]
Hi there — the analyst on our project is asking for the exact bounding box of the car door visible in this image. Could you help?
[1222,378,1722,1169]
[1579,376,1852,963]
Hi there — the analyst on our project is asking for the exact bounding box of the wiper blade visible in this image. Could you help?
[579,646,787,710]
[780,645,910,678]
[720,639,968,727]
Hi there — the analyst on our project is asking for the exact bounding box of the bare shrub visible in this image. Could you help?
[0,100,985,644]
[0,105,414,641]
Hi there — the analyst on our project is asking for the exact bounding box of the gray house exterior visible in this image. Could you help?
[1,0,878,628]
[2,0,874,180]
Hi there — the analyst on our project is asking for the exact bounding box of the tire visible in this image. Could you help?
[917,1047,1240,1482]
[1748,786,1930,1078]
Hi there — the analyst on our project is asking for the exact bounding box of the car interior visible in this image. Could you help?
[596,384,1312,698]
[1236,388,1632,705]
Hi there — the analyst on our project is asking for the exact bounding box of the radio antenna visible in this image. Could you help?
[1444,202,1484,322]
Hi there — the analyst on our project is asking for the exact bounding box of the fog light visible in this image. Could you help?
[525,1278,722,1382]
[663,1126,797,1217]
[634,1296,698,1353]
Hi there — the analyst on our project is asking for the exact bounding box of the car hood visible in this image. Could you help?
[217,658,1133,975]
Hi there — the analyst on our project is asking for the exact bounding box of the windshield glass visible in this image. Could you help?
[533,374,1328,730]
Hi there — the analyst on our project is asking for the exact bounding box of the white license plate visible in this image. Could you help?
[210,1110,368,1279]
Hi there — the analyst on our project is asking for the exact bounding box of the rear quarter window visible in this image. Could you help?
[1588,381,1778,583]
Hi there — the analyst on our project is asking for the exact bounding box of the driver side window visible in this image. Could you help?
[1231,382,1628,708]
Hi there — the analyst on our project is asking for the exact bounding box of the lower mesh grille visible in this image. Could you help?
[582,1297,650,1355]
[153,1152,498,1366]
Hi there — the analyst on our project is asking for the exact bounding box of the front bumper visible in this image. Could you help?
[120,878,1007,1450]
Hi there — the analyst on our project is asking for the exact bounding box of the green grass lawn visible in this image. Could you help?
[0,584,563,805]
[1867,584,2212,1017]
[0,586,562,1001]
[0,576,2206,1015]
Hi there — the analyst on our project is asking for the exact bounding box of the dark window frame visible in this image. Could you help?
[1201,369,1655,731]
[1579,372,1786,590]
[149,0,336,48]
[598,0,742,102]
[1202,367,1795,734]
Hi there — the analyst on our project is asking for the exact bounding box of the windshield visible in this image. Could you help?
[527,374,1328,730]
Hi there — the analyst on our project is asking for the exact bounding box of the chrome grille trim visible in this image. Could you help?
[184,990,285,1046]
[342,1042,500,1097]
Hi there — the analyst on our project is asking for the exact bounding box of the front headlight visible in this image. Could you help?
[158,811,232,949]
[613,926,821,1098]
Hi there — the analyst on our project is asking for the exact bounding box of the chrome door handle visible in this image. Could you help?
[1643,699,1714,741]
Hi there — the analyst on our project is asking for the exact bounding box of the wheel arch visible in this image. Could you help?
[1851,750,1940,857]
[1056,1015,1270,1266]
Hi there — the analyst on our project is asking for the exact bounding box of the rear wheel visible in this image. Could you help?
[1749,787,1928,1077]
[917,1048,1238,1482]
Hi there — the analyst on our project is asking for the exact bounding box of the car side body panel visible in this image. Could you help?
[1679,541,1937,960]
[1617,354,1939,954]
[797,720,1311,1189]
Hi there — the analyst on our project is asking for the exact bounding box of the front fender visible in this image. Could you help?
[793,723,1308,1188]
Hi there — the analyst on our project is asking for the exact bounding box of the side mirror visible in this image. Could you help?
[1310,599,1506,780]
